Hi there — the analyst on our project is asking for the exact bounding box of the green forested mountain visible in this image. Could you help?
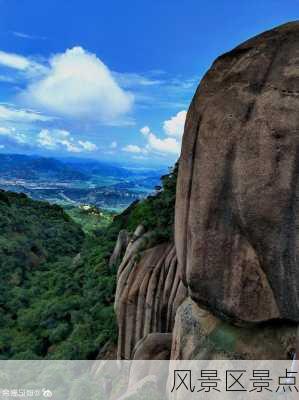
[0,163,177,359]
[0,190,119,359]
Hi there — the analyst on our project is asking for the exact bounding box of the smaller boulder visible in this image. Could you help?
[109,230,130,268]
[171,298,297,360]
[132,333,173,360]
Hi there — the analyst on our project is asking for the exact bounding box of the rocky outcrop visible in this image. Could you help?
[115,226,187,359]
[109,230,130,268]
[171,298,297,360]
[175,21,299,323]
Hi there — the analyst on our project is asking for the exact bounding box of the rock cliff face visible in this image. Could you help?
[114,22,299,361]
[115,226,187,359]
[176,21,299,323]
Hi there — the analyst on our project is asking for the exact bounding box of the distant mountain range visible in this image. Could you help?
[0,153,166,210]
[0,154,136,181]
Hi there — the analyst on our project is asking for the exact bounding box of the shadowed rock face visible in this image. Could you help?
[175,22,299,322]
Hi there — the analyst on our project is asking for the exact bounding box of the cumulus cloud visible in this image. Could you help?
[0,104,51,122]
[140,126,150,136]
[147,132,180,154]
[21,47,134,122]
[126,111,186,156]
[37,129,97,153]
[163,110,187,138]
[0,126,27,143]
[122,144,147,154]
[37,129,68,149]
[137,123,181,155]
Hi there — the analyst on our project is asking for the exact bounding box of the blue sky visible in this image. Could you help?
[0,0,298,166]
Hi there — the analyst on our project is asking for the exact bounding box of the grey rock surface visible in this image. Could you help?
[176,21,299,322]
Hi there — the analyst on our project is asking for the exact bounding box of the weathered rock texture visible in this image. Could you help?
[175,21,299,323]
[109,230,131,268]
[172,298,297,360]
[115,226,187,359]
[132,333,172,360]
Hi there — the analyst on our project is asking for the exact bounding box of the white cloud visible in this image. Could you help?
[141,124,181,155]
[147,132,180,154]
[11,31,46,40]
[0,126,27,143]
[37,128,97,153]
[110,141,117,149]
[122,144,147,154]
[136,112,186,156]
[0,50,47,77]
[21,47,134,122]
[124,122,182,157]
[78,140,98,151]
[0,104,51,122]
[37,129,62,149]
[0,50,30,70]
[62,141,81,153]
[163,110,187,138]
[140,126,150,136]
[113,72,164,88]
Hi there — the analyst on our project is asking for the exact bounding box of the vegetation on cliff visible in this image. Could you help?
[124,162,178,242]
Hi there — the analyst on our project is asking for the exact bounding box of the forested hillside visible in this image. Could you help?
[0,163,177,359]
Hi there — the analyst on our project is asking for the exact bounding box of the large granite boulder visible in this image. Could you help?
[175,21,299,322]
